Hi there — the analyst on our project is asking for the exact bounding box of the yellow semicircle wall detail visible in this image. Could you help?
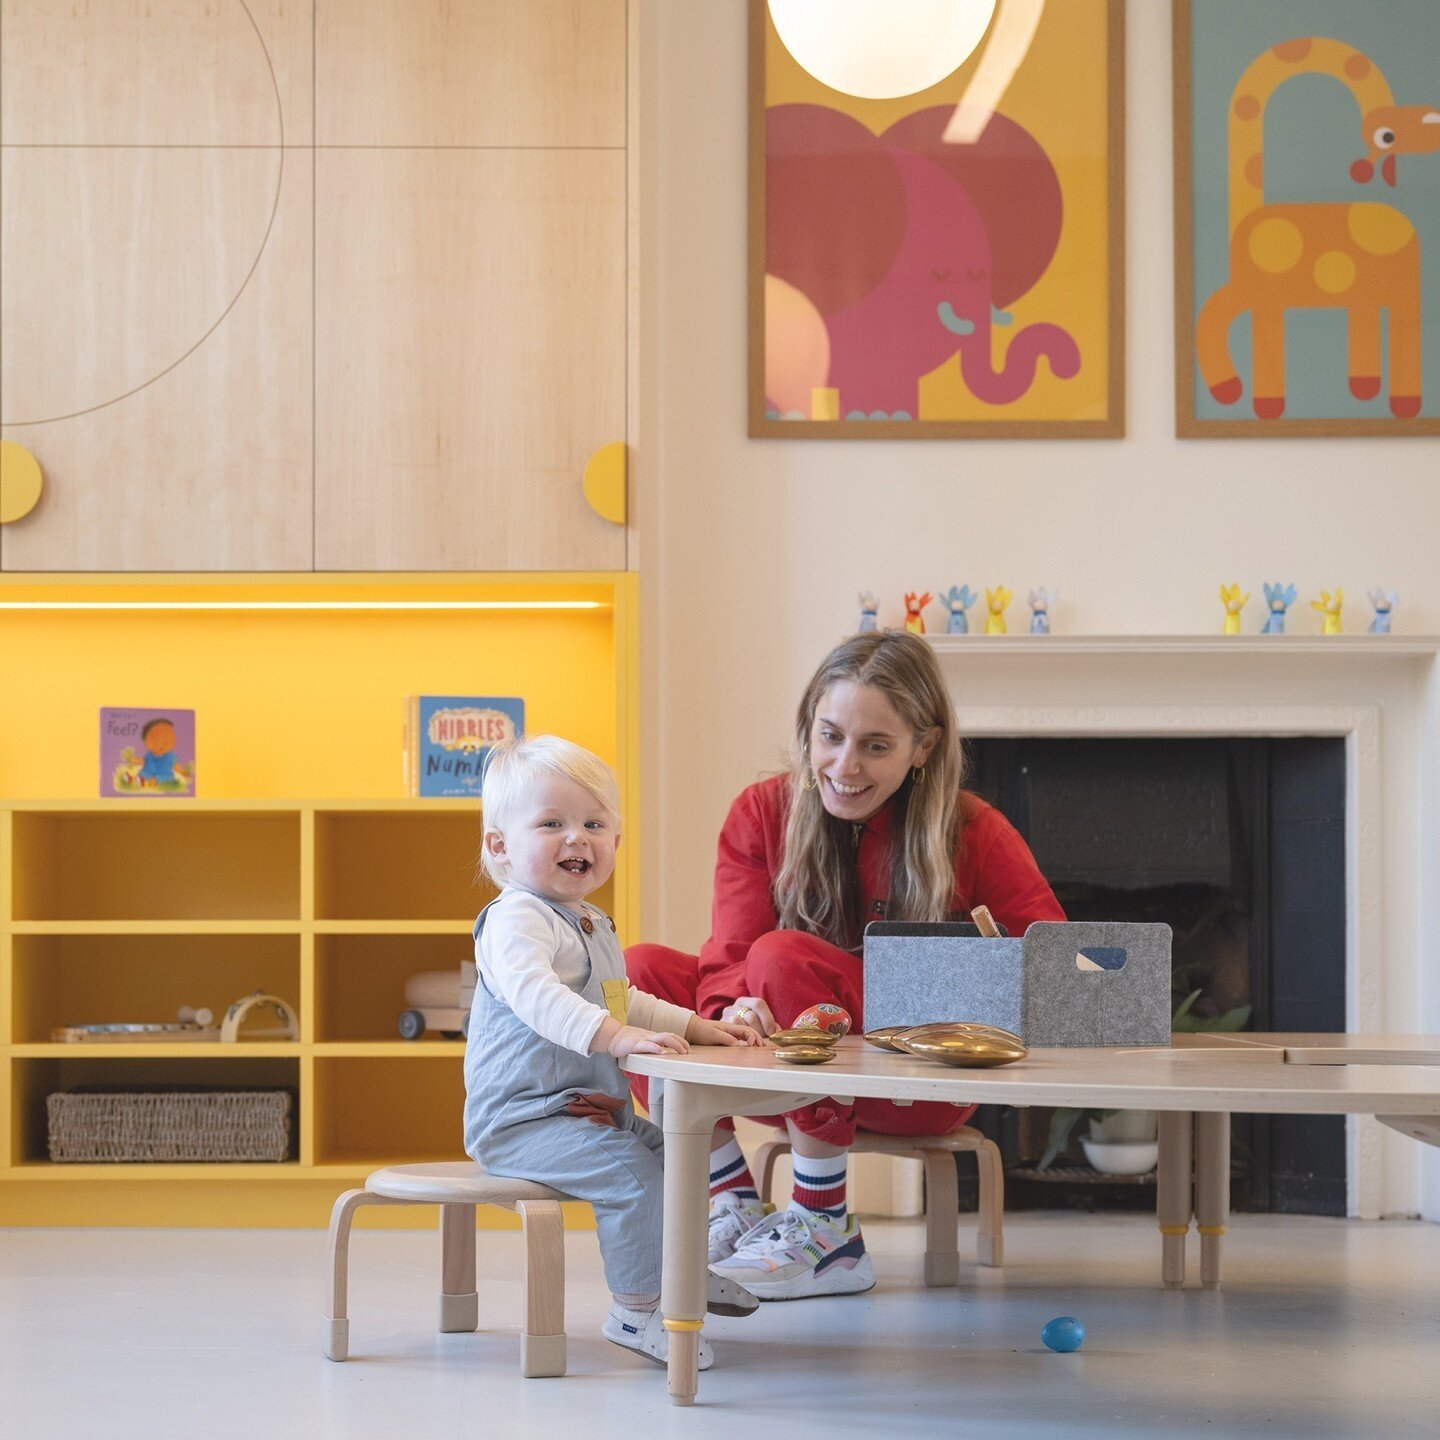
[0,442,44,524]
[582,441,628,525]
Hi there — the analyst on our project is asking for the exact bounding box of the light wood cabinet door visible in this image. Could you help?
[314,149,627,573]
[0,0,314,571]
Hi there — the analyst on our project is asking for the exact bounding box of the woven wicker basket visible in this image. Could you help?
[46,1087,293,1163]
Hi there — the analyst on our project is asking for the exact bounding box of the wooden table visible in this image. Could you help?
[625,1037,1440,1406]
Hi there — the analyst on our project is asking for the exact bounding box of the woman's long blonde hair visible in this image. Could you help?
[775,631,964,949]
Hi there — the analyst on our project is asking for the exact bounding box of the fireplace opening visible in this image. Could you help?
[951,736,1346,1217]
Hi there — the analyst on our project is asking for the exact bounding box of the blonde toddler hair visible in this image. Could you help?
[479,734,622,887]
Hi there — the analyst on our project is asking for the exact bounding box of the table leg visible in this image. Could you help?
[657,1078,816,1406]
[1194,1111,1230,1290]
[659,1083,711,1406]
[1156,1110,1193,1288]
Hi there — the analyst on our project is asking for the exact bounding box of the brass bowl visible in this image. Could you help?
[772,1044,838,1065]
[896,1025,1027,1068]
[862,1026,913,1052]
[769,1027,840,1048]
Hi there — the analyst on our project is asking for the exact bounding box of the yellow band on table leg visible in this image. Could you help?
[1158,1225,1191,1235]
[663,1318,705,1333]
[1196,1225,1227,1236]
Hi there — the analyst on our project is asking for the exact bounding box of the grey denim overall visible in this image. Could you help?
[463,887,665,1295]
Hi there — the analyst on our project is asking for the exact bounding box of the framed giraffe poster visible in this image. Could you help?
[1175,0,1440,436]
[749,0,1125,439]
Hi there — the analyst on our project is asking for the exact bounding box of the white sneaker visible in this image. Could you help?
[711,1206,876,1300]
[708,1190,767,1264]
[603,1306,714,1371]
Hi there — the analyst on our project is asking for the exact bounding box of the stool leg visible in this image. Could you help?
[326,1189,377,1361]
[974,1138,1004,1268]
[1157,1111,1194,1288]
[1195,1111,1231,1290]
[517,1199,567,1378]
[439,1203,479,1333]
[920,1149,960,1287]
[752,1139,787,1207]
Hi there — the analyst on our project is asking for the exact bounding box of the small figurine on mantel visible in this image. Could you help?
[985,586,1012,635]
[1367,587,1398,635]
[1260,582,1297,634]
[1027,587,1057,635]
[1310,588,1344,635]
[1219,582,1250,635]
[857,591,880,633]
[902,591,932,635]
[938,585,978,634]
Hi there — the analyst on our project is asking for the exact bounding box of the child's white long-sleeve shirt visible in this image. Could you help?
[475,888,695,1055]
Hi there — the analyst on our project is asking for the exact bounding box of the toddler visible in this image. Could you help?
[463,735,764,1370]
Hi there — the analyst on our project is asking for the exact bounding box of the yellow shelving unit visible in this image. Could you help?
[0,573,637,1227]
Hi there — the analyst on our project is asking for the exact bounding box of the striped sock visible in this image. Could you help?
[791,1152,847,1222]
[708,1136,759,1205]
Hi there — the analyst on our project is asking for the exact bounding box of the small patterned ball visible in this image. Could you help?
[793,1002,852,1038]
[1041,1316,1085,1353]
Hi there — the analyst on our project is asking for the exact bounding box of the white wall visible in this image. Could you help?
[637,0,1440,960]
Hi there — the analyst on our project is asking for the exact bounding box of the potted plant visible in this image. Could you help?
[1037,988,1252,1174]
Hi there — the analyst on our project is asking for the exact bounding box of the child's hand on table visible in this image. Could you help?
[607,1025,690,1058]
[687,1016,766,1048]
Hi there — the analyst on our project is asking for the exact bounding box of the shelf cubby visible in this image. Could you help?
[315,931,473,1042]
[313,1055,467,1168]
[11,932,301,1044]
[11,810,301,921]
[10,1055,301,1166]
[315,809,488,921]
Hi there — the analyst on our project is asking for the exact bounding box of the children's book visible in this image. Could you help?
[405,696,524,797]
[100,707,196,797]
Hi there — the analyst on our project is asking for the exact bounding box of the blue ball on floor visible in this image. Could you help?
[1041,1316,1085,1353]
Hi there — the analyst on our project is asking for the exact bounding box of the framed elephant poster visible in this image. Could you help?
[1175,0,1440,436]
[749,0,1125,439]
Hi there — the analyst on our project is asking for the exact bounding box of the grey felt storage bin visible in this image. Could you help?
[862,920,1173,1047]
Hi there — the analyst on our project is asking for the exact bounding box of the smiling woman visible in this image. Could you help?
[626,630,1065,1302]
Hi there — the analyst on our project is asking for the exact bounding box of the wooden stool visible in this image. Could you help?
[325,1161,574,1377]
[752,1127,1004,1284]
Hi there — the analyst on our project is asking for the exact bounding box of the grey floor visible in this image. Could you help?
[2,1213,1437,1439]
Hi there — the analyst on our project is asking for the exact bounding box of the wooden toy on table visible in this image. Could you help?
[857,591,879,632]
[938,585,977,634]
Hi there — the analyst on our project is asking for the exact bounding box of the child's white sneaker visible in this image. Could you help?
[708,1190,767,1263]
[603,1306,714,1370]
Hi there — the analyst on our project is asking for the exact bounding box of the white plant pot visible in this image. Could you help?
[1081,1137,1159,1175]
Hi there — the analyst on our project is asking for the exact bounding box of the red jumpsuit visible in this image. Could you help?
[626,774,1064,1146]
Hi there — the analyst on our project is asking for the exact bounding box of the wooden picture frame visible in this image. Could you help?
[748,0,1125,440]
[1174,0,1440,437]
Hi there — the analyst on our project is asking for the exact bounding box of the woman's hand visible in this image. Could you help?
[687,1016,766,1048]
[720,996,778,1037]
[607,1026,690,1058]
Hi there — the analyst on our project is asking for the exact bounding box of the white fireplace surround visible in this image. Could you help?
[928,633,1440,1223]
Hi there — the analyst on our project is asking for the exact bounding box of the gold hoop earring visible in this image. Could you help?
[911,766,926,785]
[800,768,818,792]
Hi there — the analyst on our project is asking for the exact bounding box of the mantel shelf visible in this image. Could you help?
[927,635,1439,657]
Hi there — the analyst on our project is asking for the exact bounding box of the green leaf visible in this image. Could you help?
[1038,1107,1084,1170]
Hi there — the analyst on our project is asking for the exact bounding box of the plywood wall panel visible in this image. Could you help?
[1,152,313,571]
[314,149,625,572]
[0,0,313,145]
[317,0,626,148]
